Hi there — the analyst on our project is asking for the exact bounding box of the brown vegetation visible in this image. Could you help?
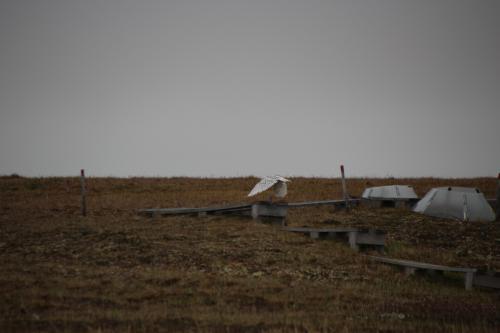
[0,177,499,332]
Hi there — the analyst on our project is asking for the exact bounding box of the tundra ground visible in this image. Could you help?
[0,176,499,332]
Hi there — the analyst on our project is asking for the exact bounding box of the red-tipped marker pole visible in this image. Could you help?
[496,173,500,221]
[340,165,350,211]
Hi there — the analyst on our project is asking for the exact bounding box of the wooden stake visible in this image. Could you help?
[340,165,350,210]
[80,169,87,217]
[496,173,500,221]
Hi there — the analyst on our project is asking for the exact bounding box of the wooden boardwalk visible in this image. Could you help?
[138,201,500,291]
[283,227,385,251]
[139,202,288,219]
[138,204,252,217]
[369,256,477,290]
[139,199,359,219]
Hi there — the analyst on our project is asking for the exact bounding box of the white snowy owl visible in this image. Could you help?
[248,175,290,201]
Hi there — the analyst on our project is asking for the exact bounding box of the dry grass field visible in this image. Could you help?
[0,176,499,332]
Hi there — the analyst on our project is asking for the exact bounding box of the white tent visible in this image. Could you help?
[362,185,418,200]
[413,187,495,222]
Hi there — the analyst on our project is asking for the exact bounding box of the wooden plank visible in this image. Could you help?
[369,256,476,273]
[288,199,360,208]
[283,227,358,233]
[140,198,362,217]
[283,227,384,251]
[139,204,252,216]
[369,256,476,290]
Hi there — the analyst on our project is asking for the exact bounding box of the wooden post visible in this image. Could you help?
[340,165,350,210]
[348,231,359,251]
[310,231,320,239]
[80,169,87,217]
[495,173,500,221]
[404,267,416,276]
[464,271,474,291]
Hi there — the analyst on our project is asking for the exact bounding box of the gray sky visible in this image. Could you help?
[1,0,499,178]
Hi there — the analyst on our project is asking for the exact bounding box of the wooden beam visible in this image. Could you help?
[369,256,477,290]
[138,204,253,217]
[283,227,358,233]
[139,199,362,218]
[283,227,385,251]
[340,165,350,211]
[80,169,86,217]
[369,256,476,273]
[496,173,500,221]
[288,199,360,208]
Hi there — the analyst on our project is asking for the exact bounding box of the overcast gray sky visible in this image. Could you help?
[0,0,499,178]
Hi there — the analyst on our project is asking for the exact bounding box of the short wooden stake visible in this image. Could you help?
[340,165,350,210]
[80,169,87,217]
[310,231,320,239]
[496,173,500,221]
[404,267,416,276]
[348,231,359,251]
[465,271,474,290]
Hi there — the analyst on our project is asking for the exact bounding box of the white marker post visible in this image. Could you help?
[80,169,87,217]
[340,165,350,211]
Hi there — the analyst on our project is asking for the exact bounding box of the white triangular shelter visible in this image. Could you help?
[413,187,495,222]
[362,185,418,201]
